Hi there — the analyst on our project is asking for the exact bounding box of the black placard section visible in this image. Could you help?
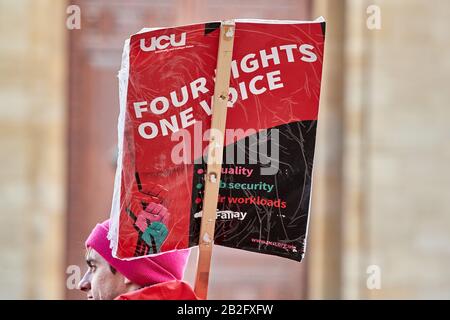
[189,120,317,262]
[204,22,221,35]
[320,21,326,37]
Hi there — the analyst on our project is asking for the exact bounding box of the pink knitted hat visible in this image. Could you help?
[85,219,190,286]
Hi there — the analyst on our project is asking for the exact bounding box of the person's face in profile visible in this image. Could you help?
[77,248,128,300]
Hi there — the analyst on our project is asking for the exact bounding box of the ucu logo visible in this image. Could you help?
[140,33,187,52]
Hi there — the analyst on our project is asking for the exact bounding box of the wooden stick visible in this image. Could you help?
[194,20,235,300]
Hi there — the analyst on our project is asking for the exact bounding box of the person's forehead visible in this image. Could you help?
[86,247,108,265]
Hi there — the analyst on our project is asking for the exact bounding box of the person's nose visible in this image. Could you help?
[78,270,92,292]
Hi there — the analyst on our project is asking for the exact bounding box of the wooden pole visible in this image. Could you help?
[194,20,235,300]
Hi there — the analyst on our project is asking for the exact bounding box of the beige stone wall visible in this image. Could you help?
[0,0,67,299]
[308,0,346,299]
[363,0,450,299]
[311,0,450,299]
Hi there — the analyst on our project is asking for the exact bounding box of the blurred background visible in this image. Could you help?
[1,0,449,299]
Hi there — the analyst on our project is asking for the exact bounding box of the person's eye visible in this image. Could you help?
[89,265,96,272]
